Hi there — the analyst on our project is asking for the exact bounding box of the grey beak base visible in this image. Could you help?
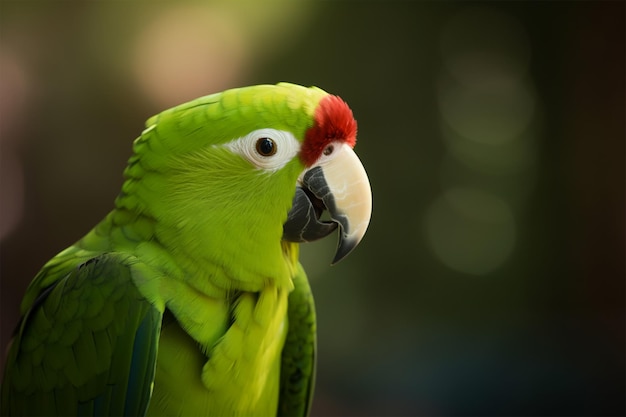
[282,186,337,243]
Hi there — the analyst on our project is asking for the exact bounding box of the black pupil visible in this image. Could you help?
[257,138,275,156]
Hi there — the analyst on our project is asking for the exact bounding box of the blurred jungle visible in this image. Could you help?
[0,1,624,416]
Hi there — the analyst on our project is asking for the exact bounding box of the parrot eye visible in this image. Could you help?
[256,137,277,157]
[222,128,301,172]
[323,145,334,156]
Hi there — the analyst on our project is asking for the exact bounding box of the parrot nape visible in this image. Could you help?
[1,83,372,416]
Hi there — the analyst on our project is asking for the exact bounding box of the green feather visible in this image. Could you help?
[278,263,317,417]
[1,254,162,416]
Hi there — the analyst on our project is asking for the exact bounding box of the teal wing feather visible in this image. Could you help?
[1,253,163,416]
[278,262,317,417]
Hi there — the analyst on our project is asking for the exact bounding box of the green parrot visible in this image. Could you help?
[1,83,372,416]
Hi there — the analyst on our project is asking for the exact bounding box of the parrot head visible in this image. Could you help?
[117,83,371,290]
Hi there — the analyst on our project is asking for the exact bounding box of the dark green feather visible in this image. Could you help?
[1,253,162,417]
[278,263,317,417]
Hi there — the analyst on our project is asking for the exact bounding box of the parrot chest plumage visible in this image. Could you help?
[146,283,290,417]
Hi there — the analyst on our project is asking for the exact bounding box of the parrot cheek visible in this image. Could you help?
[282,143,372,264]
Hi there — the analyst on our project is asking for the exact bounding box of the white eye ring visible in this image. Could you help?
[224,128,301,171]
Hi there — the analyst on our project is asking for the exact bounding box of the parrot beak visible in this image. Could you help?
[283,143,372,264]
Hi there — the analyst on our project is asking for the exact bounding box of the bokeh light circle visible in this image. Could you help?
[424,187,516,275]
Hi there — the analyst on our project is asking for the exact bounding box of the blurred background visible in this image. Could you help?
[1,1,624,415]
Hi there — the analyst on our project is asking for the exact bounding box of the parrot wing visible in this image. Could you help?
[1,253,163,416]
[278,262,317,417]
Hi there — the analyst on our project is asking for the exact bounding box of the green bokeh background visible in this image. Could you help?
[1,2,624,416]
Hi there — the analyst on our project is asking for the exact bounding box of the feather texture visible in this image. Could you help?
[1,254,162,416]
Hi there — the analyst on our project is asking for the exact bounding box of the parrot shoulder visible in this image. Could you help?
[1,252,163,417]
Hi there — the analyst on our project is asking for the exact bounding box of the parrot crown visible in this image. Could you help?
[132,83,357,162]
[301,95,357,167]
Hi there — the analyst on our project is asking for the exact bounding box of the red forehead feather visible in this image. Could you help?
[301,94,357,166]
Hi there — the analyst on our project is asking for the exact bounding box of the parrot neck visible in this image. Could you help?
[92,199,298,297]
